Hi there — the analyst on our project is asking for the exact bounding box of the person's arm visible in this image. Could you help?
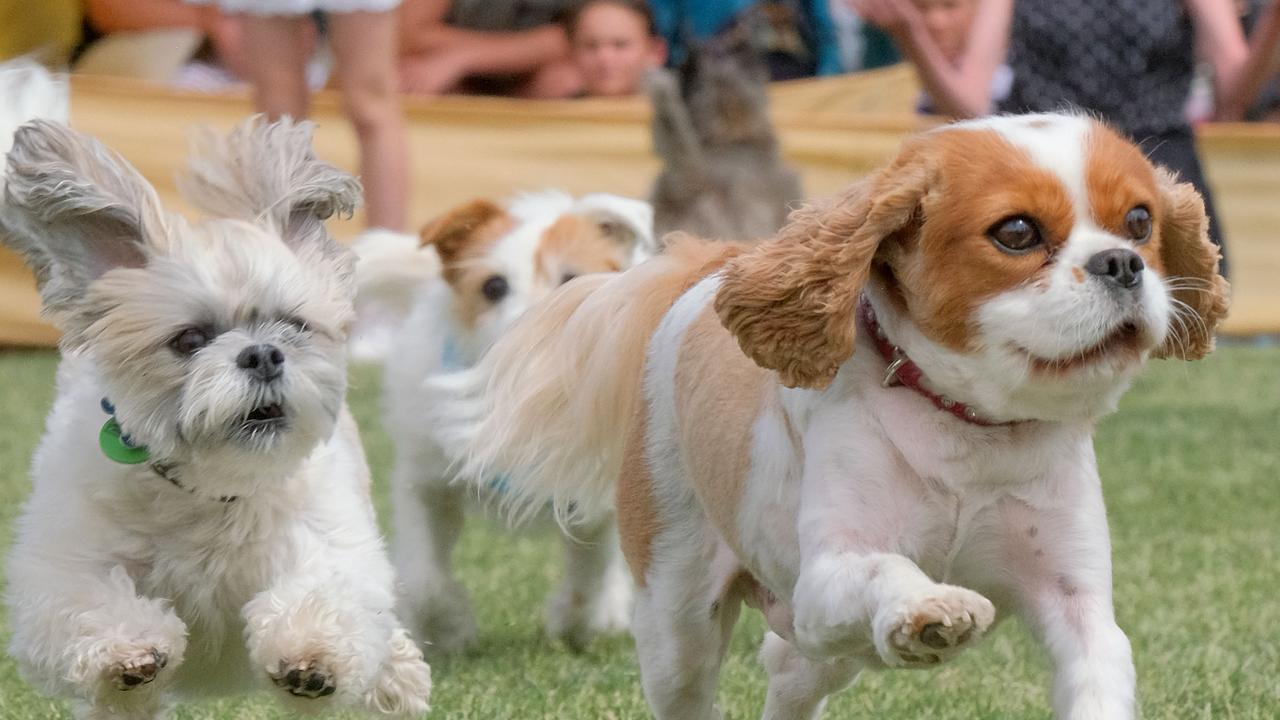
[1183,0,1250,119]
[1213,0,1280,120]
[851,0,1012,118]
[409,25,570,76]
[398,0,568,75]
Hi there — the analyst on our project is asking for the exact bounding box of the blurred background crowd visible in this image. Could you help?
[4,0,1277,117]
[1,0,1276,289]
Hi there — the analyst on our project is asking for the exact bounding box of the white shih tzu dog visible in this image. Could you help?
[0,117,432,719]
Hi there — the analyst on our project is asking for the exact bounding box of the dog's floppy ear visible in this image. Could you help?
[1151,168,1229,360]
[418,198,507,265]
[1,119,166,316]
[178,116,360,255]
[715,152,933,389]
[572,193,657,262]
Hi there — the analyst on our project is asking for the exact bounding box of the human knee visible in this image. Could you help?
[342,79,399,134]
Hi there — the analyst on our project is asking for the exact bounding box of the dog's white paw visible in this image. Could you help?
[107,647,169,691]
[364,627,432,716]
[874,585,995,667]
[270,657,337,699]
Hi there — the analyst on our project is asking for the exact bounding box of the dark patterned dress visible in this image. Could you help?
[998,0,1228,273]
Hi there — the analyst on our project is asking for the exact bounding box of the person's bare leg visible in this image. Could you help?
[329,11,409,231]
[241,14,311,120]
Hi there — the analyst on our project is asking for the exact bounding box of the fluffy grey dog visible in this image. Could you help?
[1,117,432,720]
[647,22,803,242]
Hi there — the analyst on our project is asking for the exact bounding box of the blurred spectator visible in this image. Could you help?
[84,0,253,88]
[848,0,1009,116]
[651,0,842,80]
[397,0,579,97]
[192,1,409,232]
[566,0,667,97]
[1220,0,1280,119]
[859,0,1247,276]
[851,0,1010,112]
[827,0,901,72]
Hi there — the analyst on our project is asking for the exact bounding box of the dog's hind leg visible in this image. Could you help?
[632,526,743,720]
[389,451,477,658]
[7,565,186,720]
[759,632,861,720]
[545,514,632,651]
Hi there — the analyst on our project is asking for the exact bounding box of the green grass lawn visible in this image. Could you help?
[0,347,1276,719]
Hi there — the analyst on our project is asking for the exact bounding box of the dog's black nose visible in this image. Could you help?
[237,344,284,382]
[1085,248,1144,290]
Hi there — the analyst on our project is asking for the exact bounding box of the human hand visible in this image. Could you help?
[847,0,923,37]
[399,50,469,95]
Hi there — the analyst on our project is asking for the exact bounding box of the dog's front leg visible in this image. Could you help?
[1001,489,1134,720]
[789,439,995,666]
[243,566,431,717]
[6,564,187,719]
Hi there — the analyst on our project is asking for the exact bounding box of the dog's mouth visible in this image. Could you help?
[238,403,287,433]
[1020,321,1148,375]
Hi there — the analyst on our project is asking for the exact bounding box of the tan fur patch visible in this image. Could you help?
[534,214,627,286]
[674,304,771,550]
[614,237,752,586]
[617,404,658,586]
[419,199,512,268]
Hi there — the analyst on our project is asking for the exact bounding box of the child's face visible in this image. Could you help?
[913,0,976,62]
[571,3,666,97]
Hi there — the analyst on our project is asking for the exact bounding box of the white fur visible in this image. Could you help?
[448,115,1171,719]
[2,119,431,719]
[360,191,654,655]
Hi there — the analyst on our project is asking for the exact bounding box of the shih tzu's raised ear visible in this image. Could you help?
[714,148,933,389]
[177,116,361,257]
[1,119,170,320]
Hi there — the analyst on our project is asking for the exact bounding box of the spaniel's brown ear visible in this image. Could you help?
[1151,168,1230,360]
[714,155,932,389]
[418,199,507,265]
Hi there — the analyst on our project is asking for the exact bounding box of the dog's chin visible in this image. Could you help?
[1013,320,1154,378]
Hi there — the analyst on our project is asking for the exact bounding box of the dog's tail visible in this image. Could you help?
[0,59,69,185]
[433,237,737,525]
[348,229,440,363]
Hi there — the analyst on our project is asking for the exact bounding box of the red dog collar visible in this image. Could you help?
[857,297,1012,428]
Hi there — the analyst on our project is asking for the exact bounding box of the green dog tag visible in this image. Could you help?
[99,417,150,465]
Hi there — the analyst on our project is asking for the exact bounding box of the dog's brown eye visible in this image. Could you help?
[1125,206,1152,243]
[170,328,210,355]
[481,274,509,303]
[988,216,1043,254]
[560,272,578,285]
